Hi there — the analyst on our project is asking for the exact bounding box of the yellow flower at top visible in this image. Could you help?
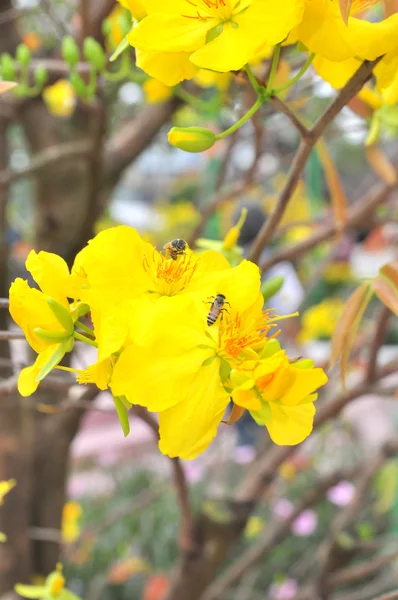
[127,0,305,83]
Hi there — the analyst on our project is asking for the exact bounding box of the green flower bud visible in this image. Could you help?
[62,36,80,67]
[102,18,112,37]
[168,126,216,153]
[34,328,71,343]
[16,44,31,68]
[34,66,48,87]
[47,298,74,335]
[261,275,284,303]
[83,37,106,71]
[0,54,16,81]
[69,71,87,97]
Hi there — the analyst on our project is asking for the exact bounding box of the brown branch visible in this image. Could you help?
[366,306,391,384]
[202,470,348,600]
[0,140,93,187]
[374,591,398,600]
[79,0,90,42]
[248,57,382,264]
[260,177,395,272]
[270,95,310,139]
[171,458,194,553]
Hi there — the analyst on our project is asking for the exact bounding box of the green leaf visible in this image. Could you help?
[15,585,46,599]
[47,298,74,335]
[35,344,66,382]
[113,396,130,437]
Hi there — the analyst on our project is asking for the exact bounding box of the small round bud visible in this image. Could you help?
[62,36,80,67]
[168,126,216,153]
[34,66,48,87]
[83,37,106,71]
[0,54,16,81]
[16,44,31,68]
[69,71,87,97]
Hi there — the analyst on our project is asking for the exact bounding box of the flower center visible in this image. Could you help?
[143,249,198,296]
[219,309,280,360]
[183,0,235,21]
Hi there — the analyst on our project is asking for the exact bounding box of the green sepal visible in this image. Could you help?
[293,358,315,369]
[259,339,281,358]
[119,395,132,409]
[72,303,90,320]
[34,328,71,343]
[261,276,284,303]
[47,298,74,335]
[219,359,231,384]
[113,396,130,437]
[202,355,216,367]
[64,337,74,353]
[35,344,67,382]
[110,37,129,62]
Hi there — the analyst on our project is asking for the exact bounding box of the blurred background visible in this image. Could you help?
[0,1,398,599]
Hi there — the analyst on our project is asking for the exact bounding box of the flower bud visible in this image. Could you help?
[168,126,216,153]
[83,37,106,71]
[69,71,87,97]
[0,54,16,81]
[62,36,80,67]
[16,44,31,68]
[261,275,284,303]
[34,66,48,87]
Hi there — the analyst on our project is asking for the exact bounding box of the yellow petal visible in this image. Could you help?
[158,358,229,459]
[26,250,70,304]
[9,279,64,353]
[118,0,147,19]
[17,345,63,397]
[128,14,211,53]
[135,49,197,86]
[265,399,316,445]
[0,479,16,504]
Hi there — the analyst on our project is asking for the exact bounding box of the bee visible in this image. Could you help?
[163,238,187,260]
[205,293,230,326]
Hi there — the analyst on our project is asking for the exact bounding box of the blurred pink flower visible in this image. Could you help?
[183,462,204,484]
[272,498,294,521]
[327,481,355,506]
[269,578,299,600]
[291,509,318,536]
[234,445,256,464]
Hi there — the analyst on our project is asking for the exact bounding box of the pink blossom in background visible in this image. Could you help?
[234,445,256,464]
[327,481,355,506]
[269,578,299,600]
[272,498,294,521]
[291,509,318,536]
[183,462,204,484]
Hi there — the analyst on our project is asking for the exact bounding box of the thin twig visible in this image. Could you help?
[271,95,310,139]
[248,57,382,264]
[171,458,195,553]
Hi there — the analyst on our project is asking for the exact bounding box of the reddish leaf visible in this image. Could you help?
[318,141,348,230]
[366,145,397,186]
[108,557,149,584]
[330,282,372,387]
[0,81,16,95]
[348,96,374,119]
[143,574,169,600]
[372,261,398,316]
[227,404,246,426]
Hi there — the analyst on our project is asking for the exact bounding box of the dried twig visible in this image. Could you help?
[366,306,391,384]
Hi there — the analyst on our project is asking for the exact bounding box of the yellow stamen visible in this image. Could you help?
[143,249,198,296]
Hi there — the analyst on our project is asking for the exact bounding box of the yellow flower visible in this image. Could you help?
[9,251,82,396]
[110,262,273,459]
[62,501,82,544]
[43,80,76,118]
[0,479,16,542]
[15,564,81,600]
[298,298,345,343]
[106,5,131,49]
[142,78,173,103]
[118,0,147,21]
[231,350,328,445]
[128,0,305,83]
[245,516,264,539]
[297,0,398,63]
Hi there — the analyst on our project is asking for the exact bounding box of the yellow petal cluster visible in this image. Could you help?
[9,226,328,460]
